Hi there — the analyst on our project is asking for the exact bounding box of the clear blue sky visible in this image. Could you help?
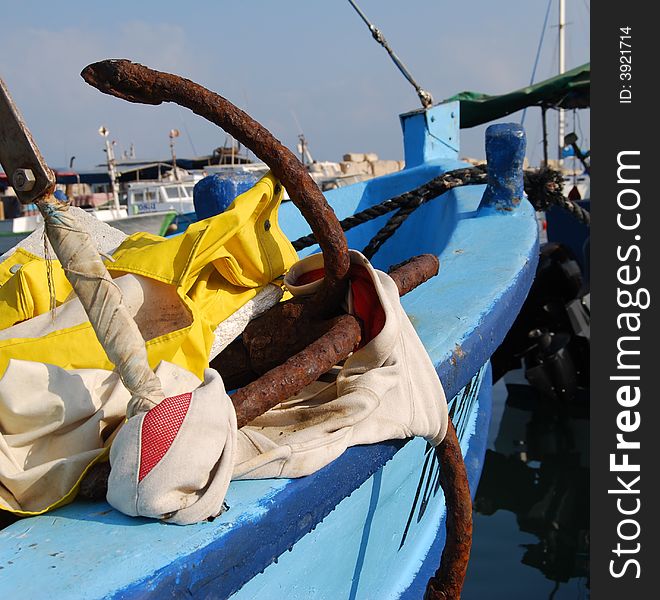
[1,0,589,169]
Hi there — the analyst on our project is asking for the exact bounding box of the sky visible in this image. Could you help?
[1,0,590,170]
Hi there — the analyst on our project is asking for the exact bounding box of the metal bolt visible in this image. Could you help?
[12,168,36,192]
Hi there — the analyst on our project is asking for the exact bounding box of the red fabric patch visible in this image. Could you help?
[349,265,386,345]
[289,262,386,346]
[294,267,325,286]
[139,392,192,482]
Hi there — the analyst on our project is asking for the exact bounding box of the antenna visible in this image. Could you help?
[290,109,304,137]
[290,110,313,165]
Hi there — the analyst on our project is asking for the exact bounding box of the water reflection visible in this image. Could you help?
[466,379,589,598]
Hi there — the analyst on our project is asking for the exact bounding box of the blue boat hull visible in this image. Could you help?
[231,364,492,600]
[0,109,539,598]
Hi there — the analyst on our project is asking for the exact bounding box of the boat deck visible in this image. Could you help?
[0,157,538,599]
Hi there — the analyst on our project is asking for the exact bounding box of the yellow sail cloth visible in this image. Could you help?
[0,173,298,380]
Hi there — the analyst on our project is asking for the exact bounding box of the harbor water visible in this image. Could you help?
[463,372,590,599]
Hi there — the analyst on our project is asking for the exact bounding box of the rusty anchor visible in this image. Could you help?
[77,60,469,598]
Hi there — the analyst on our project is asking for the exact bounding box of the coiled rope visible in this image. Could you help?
[523,167,591,225]
[292,165,590,259]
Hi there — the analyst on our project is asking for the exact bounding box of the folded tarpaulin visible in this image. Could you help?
[445,63,590,128]
[0,252,448,519]
[0,173,298,380]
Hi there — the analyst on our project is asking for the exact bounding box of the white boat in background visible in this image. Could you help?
[0,172,204,255]
[123,173,201,216]
[0,206,172,257]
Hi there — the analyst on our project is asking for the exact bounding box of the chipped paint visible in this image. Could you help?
[479,123,526,213]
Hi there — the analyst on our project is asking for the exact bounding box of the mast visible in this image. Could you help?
[298,134,314,167]
[99,126,120,212]
[169,129,180,181]
[558,0,566,165]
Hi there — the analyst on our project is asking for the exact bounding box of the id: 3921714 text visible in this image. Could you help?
[619,27,632,104]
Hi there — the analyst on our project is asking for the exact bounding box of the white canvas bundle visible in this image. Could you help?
[0,361,200,514]
[0,252,447,523]
[107,369,237,525]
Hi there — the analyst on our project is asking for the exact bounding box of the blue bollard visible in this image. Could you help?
[479,123,526,212]
[193,171,260,220]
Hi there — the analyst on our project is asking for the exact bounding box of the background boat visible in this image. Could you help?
[0,208,176,257]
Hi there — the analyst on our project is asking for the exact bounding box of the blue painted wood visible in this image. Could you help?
[399,102,460,167]
[0,105,539,599]
[227,366,491,600]
[479,122,526,212]
[400,364,493,600]
[277,156,538,398]
[229,364,492,600]
[0,190,536,598]
[193,172,260,220]
[546,199,590,276]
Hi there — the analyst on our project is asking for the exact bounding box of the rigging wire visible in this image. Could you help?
[521,0,553,127]
[346,0,433,108]
[572,109,577,183]
[177,108,198,156]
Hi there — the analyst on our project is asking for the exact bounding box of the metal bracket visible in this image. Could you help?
[0,76,55,204]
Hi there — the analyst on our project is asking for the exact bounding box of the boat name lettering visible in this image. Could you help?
[136,202,158,213]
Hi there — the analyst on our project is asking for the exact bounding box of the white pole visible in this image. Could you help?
[105,137,121,212]
[170,138,179,181]
[169,129,180,181]
[558,0,566,165]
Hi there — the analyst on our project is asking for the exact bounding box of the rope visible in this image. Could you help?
[523,167,591,225]
[291,164,589,258]
[362,192,424,259]
[552,195,591,225]
[292,165,488,251]
[521,0,553,127]
[42,225,57,316]
[37,195,165,417]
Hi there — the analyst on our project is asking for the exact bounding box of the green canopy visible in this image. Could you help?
[445,63,590,128]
